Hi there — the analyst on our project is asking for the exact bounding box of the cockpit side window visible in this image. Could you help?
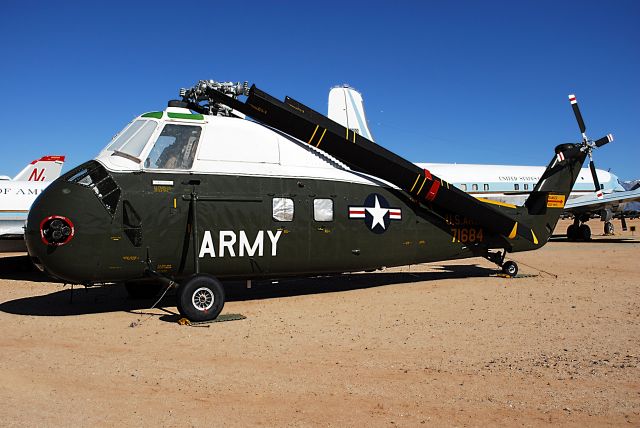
[144,124,201,170]
[107,120,158,160]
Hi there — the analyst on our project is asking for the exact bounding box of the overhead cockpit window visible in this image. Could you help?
[145,125,201,170]
[108,120,158,161]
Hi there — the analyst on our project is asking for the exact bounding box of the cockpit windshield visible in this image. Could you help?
[144,124,201,170]
[106,120,158,161]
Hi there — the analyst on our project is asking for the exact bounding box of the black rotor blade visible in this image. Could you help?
[240,86,534,243]
[568,94,586,134]
[594,134,614,147]
[589,159,601,192]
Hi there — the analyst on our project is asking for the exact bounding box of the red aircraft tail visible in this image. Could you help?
[12,156,66,182]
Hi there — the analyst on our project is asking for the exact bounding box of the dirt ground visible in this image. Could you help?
[0,218,638,427]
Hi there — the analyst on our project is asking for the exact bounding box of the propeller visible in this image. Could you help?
[561,94,613,198]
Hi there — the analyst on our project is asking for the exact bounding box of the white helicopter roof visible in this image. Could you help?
[94,106,389,188]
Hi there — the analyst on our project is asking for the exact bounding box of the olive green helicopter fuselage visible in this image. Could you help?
[24,82,601,321]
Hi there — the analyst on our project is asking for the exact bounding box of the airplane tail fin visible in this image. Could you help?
[13,156,65,182]
[328,86,375,142]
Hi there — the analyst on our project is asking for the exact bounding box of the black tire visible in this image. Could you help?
[578,224,591,241]
[604,221,614,235]
[502,261,518,277]
[176,274,225,322]
[125,280,164,299]
[567,224,577,241]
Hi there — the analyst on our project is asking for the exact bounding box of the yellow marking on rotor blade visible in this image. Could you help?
[173,198,177,209]
[315,129,327,147]
[477,198,517,209]
[352,132,356,143]
[508,222,518,239]
[307,125,319,145]
[345,128,349,140]
[531,229,539,245]
[410,174,421,192]
[416,176,428,195]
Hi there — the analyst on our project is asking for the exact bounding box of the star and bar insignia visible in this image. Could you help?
[348,193,401,234]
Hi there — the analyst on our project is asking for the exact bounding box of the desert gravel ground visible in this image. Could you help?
[0,219,639,427]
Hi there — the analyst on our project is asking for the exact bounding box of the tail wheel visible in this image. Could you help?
[502,261,518,277]
[177,274,225,322]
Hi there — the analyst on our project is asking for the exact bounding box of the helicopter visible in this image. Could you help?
[24,79,613,322]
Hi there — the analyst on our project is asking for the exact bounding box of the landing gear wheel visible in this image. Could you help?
[578,224,591,241]
[567,224,578,241]
[502,261,518,277]
[604,221,614,235]
[125,280,163,299]
[176,274,225,322]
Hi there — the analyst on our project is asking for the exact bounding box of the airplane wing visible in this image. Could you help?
[564,188,640,215]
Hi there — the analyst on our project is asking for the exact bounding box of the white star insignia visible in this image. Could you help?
[365,195,389,230]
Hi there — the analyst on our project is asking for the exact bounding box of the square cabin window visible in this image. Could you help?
[483,184,489,191]
[472,184,478,191]
[273,198,294,221]
[313,199,333,222]
[514,184,520,190]
[461,184,467,191]
[524,183,529,190]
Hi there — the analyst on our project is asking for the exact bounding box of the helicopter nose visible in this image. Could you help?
[24,172,115,282]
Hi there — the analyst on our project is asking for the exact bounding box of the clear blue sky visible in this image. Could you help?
[2,1,638,180]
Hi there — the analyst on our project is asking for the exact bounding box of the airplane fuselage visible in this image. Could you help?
[0,180,50,237]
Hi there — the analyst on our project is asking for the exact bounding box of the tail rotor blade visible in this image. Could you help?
[594,134,614,147]
[568,94,586,135]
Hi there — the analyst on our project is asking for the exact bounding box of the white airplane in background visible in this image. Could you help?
[328,86,640,241]
[1,156,65,251]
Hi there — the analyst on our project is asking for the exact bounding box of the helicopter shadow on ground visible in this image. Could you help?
[0,255,58,283]
[0,264,495,320]
[549,235,639,244]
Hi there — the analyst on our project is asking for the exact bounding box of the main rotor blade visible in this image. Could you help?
[589,159,601,192]
[568,94,586,135]
[594,134,614,147]
[241,86,535,243]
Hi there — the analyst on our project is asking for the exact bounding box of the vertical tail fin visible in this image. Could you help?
[516,144,587,246]
[13,156,65,181]
[328,86,375,142]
